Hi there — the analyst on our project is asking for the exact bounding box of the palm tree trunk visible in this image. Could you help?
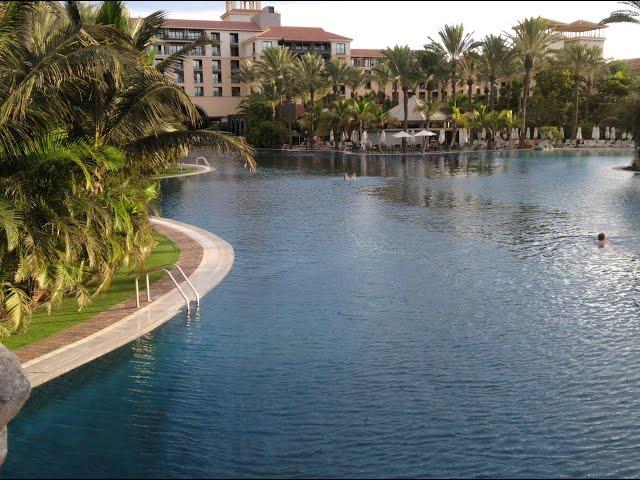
[402,87,409,152]
[468,80,473,104]
[488,75,496,111]
[422,119,431,153]
[521,65,532,146]
[393,80,399,106]
[451,75,457,107]
[584,81,591,120]
[286,95,293,147]
[572,79,579,140]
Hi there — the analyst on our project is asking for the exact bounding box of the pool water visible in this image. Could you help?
[4,150,640,478]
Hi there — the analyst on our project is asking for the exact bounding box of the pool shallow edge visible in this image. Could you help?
[21,217,234,388]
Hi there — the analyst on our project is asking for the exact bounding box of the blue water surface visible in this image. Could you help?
[4,150,640,478]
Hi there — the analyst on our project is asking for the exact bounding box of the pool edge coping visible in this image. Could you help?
[153,164,213,179]
[21,217,234,388]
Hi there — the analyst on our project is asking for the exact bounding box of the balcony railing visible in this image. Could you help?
[287,45,331,54]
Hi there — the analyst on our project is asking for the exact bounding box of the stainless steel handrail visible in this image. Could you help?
[194,156,210,166]
[134,263,197,312]
[161,268,191,313]
[173,264,200,306]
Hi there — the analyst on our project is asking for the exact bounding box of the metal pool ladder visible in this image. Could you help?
[135,264,200,313]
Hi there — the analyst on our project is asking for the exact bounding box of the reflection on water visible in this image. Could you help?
[6,149,640,479]
[255,150,502,178]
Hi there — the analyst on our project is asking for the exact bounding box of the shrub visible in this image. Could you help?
[246,120,288,148]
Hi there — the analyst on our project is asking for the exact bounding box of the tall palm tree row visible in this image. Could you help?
[480,34,511,111]
[382,45,421,150]
[555,44,604,139]
[509,16,560,138]
[0,1,253,335]
[428,24,478,107]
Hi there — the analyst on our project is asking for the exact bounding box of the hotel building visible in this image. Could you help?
[149,2,607,129]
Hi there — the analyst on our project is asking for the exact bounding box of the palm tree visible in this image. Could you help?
[418,44,449,103]
[458,50,482,105]
[416,100,440,152]
[509,17,560,141]
[257,45,298,146]
[428,24,478,107]
[348,97,373,141]
[368,105,390,131]
[471,106,514,149]
[556,44,604,138]
[237,60,260,94]
[382,45,421,150]
[601,1,640,24]
[481,34,510,111]
[294,53,328,106]
[299,101,323,147]
[583,49,606,120]
[372,62,393,104]
[324,57,352,104]
[346,68,364,99]
[0,1,253,334]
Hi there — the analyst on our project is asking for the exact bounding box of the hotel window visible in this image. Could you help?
[231,60,240,70]
[363,58,371,68]
[173,71,184,83]
[231,73,240,84]
[212,60,221,71]
[230,32,239,44]
[213,87,223,97]
[192,59,202,70]
[194,72,203,83]
[232,87,241,97]
[212,73,222,83]
[192,45,205,56]
[211,32,220,42]
[194,87,204,97]
[230,46,240,57]
[167,29,184,39]
[211,45,221,56]
[262,41,272,49]
[169,44,182,54]
[336,43,346,54]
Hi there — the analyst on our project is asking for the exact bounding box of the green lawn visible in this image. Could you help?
[2,233,180,351]
[156,165,198,177]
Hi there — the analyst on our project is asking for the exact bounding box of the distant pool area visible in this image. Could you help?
[5,149,640,478]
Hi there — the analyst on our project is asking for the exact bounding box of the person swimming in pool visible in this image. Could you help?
[596,232,606,247]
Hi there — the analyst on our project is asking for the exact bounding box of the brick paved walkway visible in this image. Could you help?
[15,223,203,364]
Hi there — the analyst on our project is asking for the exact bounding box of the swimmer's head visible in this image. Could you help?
[598,232,605,241]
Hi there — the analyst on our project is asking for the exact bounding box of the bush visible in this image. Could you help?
[246,120,288,148]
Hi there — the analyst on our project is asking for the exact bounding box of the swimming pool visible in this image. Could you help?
[4,150,640,478]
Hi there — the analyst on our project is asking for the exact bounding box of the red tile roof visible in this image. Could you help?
[350,48,383,58]
[163,19,262,31]
[255,26,351,42]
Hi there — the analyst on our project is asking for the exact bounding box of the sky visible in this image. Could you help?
[126,1,639,60]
